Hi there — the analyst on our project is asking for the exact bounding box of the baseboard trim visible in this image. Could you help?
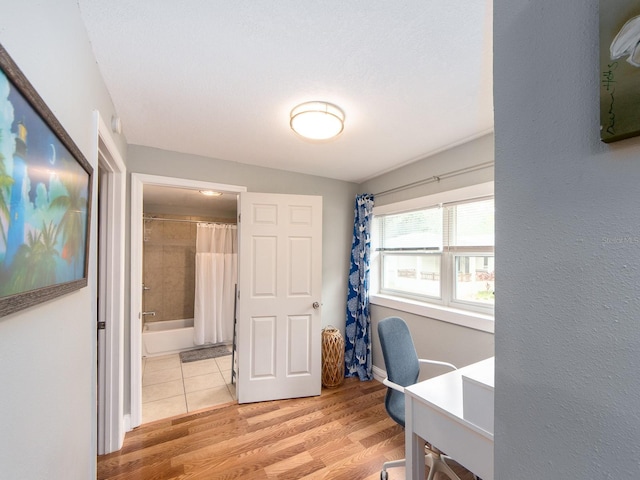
[372,365,386,383]
[124,414,132,433]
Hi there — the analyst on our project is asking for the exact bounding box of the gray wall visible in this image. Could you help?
[10,3,626,479]
[370,306,495,380]
[0,1,124,479]
[363,133,494,208]
[359,134,495,374]
[128,145,358,334]
[495,1,640,478]
[124,146,358,417]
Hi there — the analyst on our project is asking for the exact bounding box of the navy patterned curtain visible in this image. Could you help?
[345,193,375,381]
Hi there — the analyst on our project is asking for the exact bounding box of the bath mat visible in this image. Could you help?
[179,345,232,363]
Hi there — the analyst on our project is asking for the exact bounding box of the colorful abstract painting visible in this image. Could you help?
[600,2,640,143]
[0,44,91,315]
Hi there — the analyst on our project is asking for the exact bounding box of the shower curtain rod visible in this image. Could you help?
[373,161,494,197]
[142,216,236,225]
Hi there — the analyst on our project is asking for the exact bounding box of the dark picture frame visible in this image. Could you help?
[600,1,640,143]
[0,43,93,317]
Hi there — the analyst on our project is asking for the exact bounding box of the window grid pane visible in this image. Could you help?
[376,197,494,312]
[449,199,494,247]
[379,207,442,250]
[381,253,441,299]
[454,255,495,305]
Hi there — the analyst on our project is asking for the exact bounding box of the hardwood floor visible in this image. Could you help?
[98,378,475,480]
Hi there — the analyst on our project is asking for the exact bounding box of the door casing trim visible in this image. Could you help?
[94,111,127,454]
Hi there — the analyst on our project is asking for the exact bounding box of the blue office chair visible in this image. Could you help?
[377,316,463,480]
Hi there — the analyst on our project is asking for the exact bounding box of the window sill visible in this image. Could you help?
[370,294,494,334]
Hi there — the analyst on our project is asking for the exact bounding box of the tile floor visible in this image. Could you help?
[142,352,236,424]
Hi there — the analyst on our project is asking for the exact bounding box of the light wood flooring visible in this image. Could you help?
[98,377,476,480]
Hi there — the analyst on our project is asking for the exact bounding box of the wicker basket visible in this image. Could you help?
[322,326,345,388]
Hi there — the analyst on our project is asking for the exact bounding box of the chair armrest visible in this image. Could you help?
[382,377,405,393]
[418,358,457,371]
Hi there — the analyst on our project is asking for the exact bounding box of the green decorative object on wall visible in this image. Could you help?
[600,2,640,143]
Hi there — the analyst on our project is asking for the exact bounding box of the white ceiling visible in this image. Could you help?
[79,1,493,184]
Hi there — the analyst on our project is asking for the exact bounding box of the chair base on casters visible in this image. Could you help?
[380,459,404,480]
[425,452,463,480]
[380,450,465,480]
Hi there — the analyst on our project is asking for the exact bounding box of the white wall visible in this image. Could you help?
[0,2,124,479]
[359,134,495,373]
[495,1,640,478]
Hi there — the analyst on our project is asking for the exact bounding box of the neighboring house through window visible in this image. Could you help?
[370,182,494,332]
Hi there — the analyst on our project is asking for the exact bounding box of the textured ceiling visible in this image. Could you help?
[79,1,493,183]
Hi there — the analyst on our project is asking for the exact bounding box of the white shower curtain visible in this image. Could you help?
[194,223,238,345]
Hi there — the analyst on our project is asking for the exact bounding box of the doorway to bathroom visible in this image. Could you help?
[129,174,324,428]
[129,174,245,427]
[140,187,239,423]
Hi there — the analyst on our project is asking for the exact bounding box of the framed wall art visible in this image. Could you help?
[600,2,640,143]
[0,43,93,317]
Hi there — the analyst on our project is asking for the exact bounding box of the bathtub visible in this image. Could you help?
[142,318,196,357]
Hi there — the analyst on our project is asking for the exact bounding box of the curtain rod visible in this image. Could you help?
[373,161,494,197]
[142,216,236,225]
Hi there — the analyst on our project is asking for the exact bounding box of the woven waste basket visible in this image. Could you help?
[322,326,345,388]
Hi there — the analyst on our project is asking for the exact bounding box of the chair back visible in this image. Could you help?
[377,316,420,427]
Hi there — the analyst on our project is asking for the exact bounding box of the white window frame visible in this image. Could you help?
[370,182,494,333]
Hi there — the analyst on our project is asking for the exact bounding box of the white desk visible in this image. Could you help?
[405,357,494,480]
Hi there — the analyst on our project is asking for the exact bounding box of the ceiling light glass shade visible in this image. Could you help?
[290,101,345,140]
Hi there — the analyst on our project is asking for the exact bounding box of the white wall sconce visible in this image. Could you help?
[290,101,345,140]
[111,115,122,134]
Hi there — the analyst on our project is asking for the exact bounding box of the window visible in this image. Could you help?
[373,196,494,314]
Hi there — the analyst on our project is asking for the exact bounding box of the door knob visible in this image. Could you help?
[312,302,320,309]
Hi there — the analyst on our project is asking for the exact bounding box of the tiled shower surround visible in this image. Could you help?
[142,214,233,323]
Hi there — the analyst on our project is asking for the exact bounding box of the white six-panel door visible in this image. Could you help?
[237,192,322,403]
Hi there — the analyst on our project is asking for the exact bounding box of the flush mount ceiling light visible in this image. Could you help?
[290,101,345,141]
[199,190,222,197]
